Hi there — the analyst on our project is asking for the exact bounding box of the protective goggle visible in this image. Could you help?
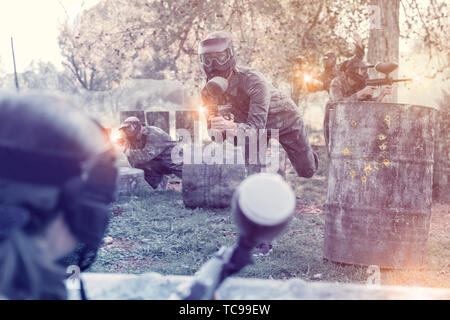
[200,49,231,67]
[119,122,140,137]
[347,66,368,78]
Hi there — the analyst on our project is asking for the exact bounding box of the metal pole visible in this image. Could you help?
[11,37,20,92]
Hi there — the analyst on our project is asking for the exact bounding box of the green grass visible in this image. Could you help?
[89,144,450,288]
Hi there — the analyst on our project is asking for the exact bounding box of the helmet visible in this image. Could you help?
[323,52,336,69]
[294,55,306,65]
[119,116,142,139]
[341,57,369,90]
[198,31,236,80]
[0,92,118,270]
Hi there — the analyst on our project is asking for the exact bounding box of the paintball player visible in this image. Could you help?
[306,52,339,93]
[119,116,182,189]
[199,31,319,256]
[0,93,118,299]
[329,57,393,103]
[199,31,318,178]
[324,57,393,149]
[306,32,366,94]
[293,55,312,90]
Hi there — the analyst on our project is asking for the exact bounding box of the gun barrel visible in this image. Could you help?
[366,77,412,86]
[392,78,412,83]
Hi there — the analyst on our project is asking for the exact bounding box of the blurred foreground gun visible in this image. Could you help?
[174,173,295,300]
[365,62,412,87]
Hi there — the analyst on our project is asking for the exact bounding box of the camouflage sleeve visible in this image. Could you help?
[126,127,173,166]
[237,70,271,132]
[329,77,360,102]
[126,145,161,166]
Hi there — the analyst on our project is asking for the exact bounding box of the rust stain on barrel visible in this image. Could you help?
[324,101,436,269]
[363,163,372,175]
[343,147,350,155]
[384,115,391,128]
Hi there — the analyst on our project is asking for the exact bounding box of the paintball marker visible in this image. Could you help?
[365,62,412,87]
[174,173,295,300]
[201,76,234,121]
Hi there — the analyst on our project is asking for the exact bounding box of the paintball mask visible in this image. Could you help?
[323,52,336,70]
[119,116,142,139]
[199,32,236,80]
[342,58,369,90]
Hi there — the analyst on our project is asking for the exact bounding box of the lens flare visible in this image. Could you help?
[198,106,207,114]
[110,129,123,145]
[304,73,313,83]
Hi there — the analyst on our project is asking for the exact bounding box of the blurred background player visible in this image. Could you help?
[0,93,118,299]
[119,116,182,190]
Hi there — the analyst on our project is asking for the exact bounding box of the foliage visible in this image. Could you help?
[0,61,77,93]
[58,0,372,91]
[58,0,448,93]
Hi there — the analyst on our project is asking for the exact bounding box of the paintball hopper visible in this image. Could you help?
[205,76,229,98]
[365,62,411,87]
[374,62,398,76]
[203,76,232,122]
[233,173,295,244]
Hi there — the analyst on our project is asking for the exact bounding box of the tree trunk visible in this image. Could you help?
[367,0,400,103]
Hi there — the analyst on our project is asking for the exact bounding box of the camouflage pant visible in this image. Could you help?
[136,147,183,189]
[240,109,318,178]
[269,112,318,178]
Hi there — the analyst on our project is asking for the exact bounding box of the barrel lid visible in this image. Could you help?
[238,173,295,226]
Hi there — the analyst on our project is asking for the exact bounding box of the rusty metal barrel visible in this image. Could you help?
[117,167,147,196]
[323,102,436,268]
[433,110,449,202]
[182,144,247,208]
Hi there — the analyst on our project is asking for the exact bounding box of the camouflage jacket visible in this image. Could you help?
[125,126,177,167]
[318,67,339,93]
[221,66,300,134]
[329,75,376,102]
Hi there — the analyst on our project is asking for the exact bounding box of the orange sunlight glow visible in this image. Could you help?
[304,73,313,83]
[198,106,207,114]
[109,129,123,145]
